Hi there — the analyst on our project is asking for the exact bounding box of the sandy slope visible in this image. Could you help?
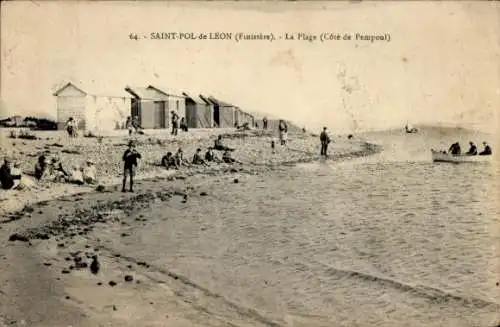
[0,128,380,327]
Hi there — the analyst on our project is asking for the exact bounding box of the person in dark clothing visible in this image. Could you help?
[214,135,235,151]
[161,152,178,169]
[34,155,47,180]
[122,140,141,192]
[466,142,478,155]
[205,147,221,163]
[0,159,21,190]
[320,127,331,156]
[180,117,188,132]
[479,142,492,155]
[449,142,461,155]
[263,117,268,130]
[222,150,240,164]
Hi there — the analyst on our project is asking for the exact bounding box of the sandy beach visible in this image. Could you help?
[0,127,381,327]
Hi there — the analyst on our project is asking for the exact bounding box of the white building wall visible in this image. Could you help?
[85,95,131,133]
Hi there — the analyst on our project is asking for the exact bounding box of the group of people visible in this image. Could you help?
[159,135,239,170]
[120,135,239,192]
[0,155,98,191]
[448,141,492,156]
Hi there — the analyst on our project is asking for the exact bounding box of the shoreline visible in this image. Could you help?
[0,129,383,327]
[0,128,382,216]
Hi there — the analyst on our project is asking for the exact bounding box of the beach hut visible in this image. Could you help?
[206,96,237,128]
[234,108,255,127]
[124,85,185,129]
[146,85,186,122]
[53,81,132,133]
[182,92,213,128]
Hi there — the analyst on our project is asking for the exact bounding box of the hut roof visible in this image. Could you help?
[52,81,132,98]
[147,85,185,99]
[207,96,236,108]
[124,86,171,100]
[182,92,206,105]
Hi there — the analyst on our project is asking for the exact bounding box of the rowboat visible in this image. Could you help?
[431,149,492,163]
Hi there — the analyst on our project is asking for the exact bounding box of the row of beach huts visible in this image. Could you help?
[52,82,259,133]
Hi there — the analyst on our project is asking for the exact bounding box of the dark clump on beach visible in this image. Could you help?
[8,233,30,242]
[9,190,179,242]
[124,275,134,282]
[108,281,117,287]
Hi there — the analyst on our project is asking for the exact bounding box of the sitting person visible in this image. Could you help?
[69,165,85,185]
[448,142,461,155]
[222,150,240,164]
[479,142,492,155]
[161,152,179,169]
[205,147,222,163]
[34,155,47,180]
[214,135,235,151]
[0,158,21,190]
[175,148,190,167]
[180,117,188,132]
[83,159,98,184]
[466,141,478,155]
[48,156,69,181]
[192,148,207,165]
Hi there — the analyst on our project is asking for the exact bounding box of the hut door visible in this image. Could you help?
[154,101,166,128]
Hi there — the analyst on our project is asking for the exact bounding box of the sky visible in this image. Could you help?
[1,1,499,133]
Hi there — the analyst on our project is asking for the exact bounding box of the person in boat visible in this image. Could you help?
[162,152,178,169]
[214,135,234,152]
[466,141,478,155]
[479,142,492,156]
[448,142,461,155]
[0,157,21,190]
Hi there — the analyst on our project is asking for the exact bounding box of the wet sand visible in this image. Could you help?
[0,128,381,327]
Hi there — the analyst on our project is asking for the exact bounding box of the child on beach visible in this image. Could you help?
[161,152,178,169]
[192,148,208,165]
[122,140,142,192]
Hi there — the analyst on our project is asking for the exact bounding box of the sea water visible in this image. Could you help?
[107,127,500,327]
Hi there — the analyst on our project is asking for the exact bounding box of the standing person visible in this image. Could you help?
[65,117,76,137]
[263,117,268,130]
[125,116,133,136]
[122,140,141,192]
[278,120,288,146]
[320,127,331,156]
[171,111,179,136]
[132,116,141,133]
